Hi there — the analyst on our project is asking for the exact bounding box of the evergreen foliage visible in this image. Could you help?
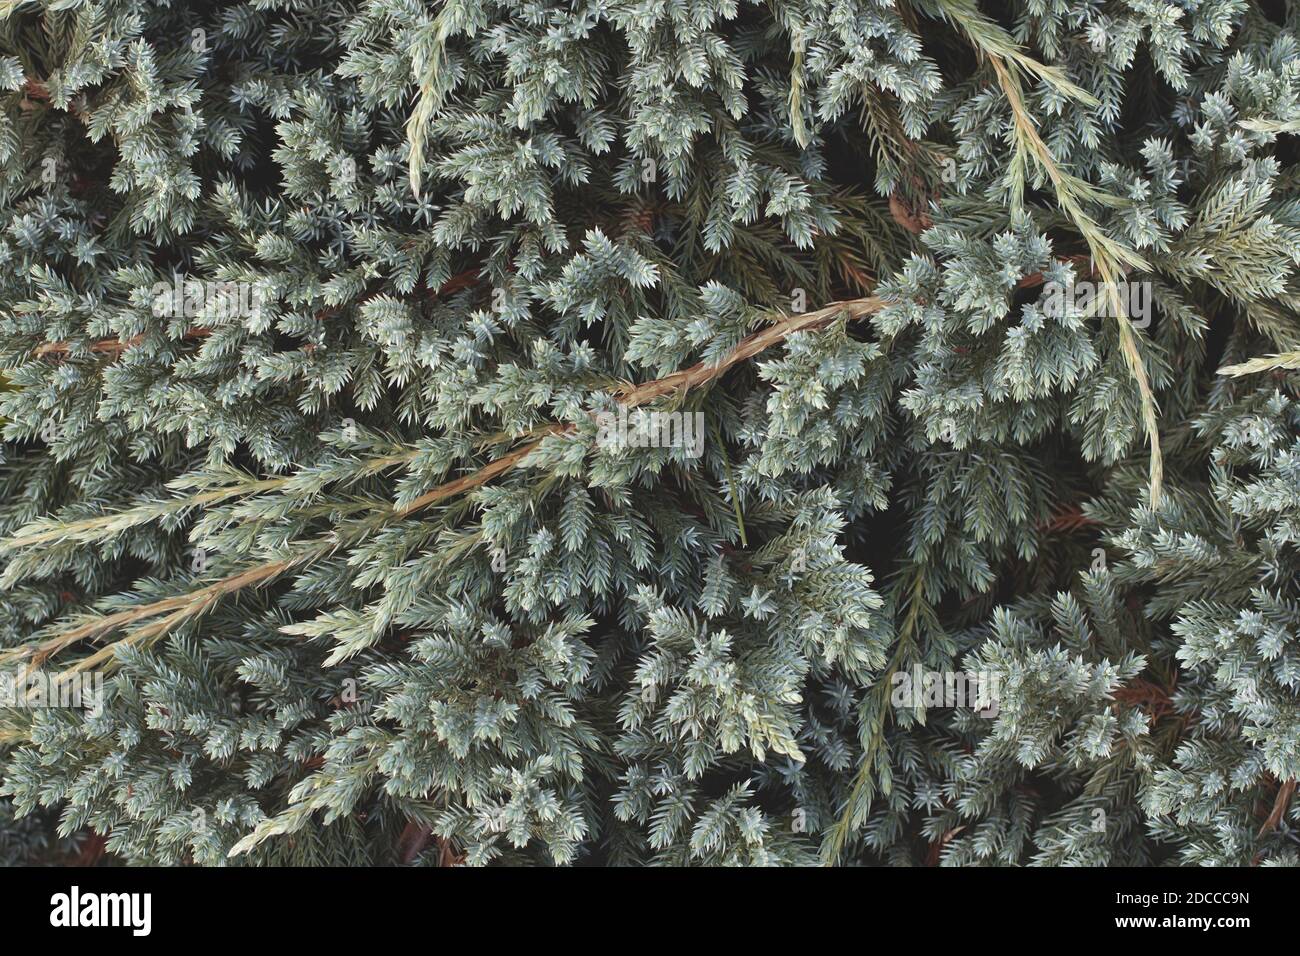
[0,0,1297,866]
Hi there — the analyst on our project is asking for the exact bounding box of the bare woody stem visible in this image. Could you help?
[1258,778,1296,839]
[1,555,311,674]
[398,296,882,515]
[34,328,213,358]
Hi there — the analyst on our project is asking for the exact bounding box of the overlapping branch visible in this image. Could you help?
[8,295,884,669]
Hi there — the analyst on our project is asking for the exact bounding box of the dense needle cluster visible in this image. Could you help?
[0,0,1298,866]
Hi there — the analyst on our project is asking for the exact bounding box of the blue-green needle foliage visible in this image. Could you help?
[0,0,1297,866]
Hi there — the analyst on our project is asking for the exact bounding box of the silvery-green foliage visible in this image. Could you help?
[1,0,1298,866]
